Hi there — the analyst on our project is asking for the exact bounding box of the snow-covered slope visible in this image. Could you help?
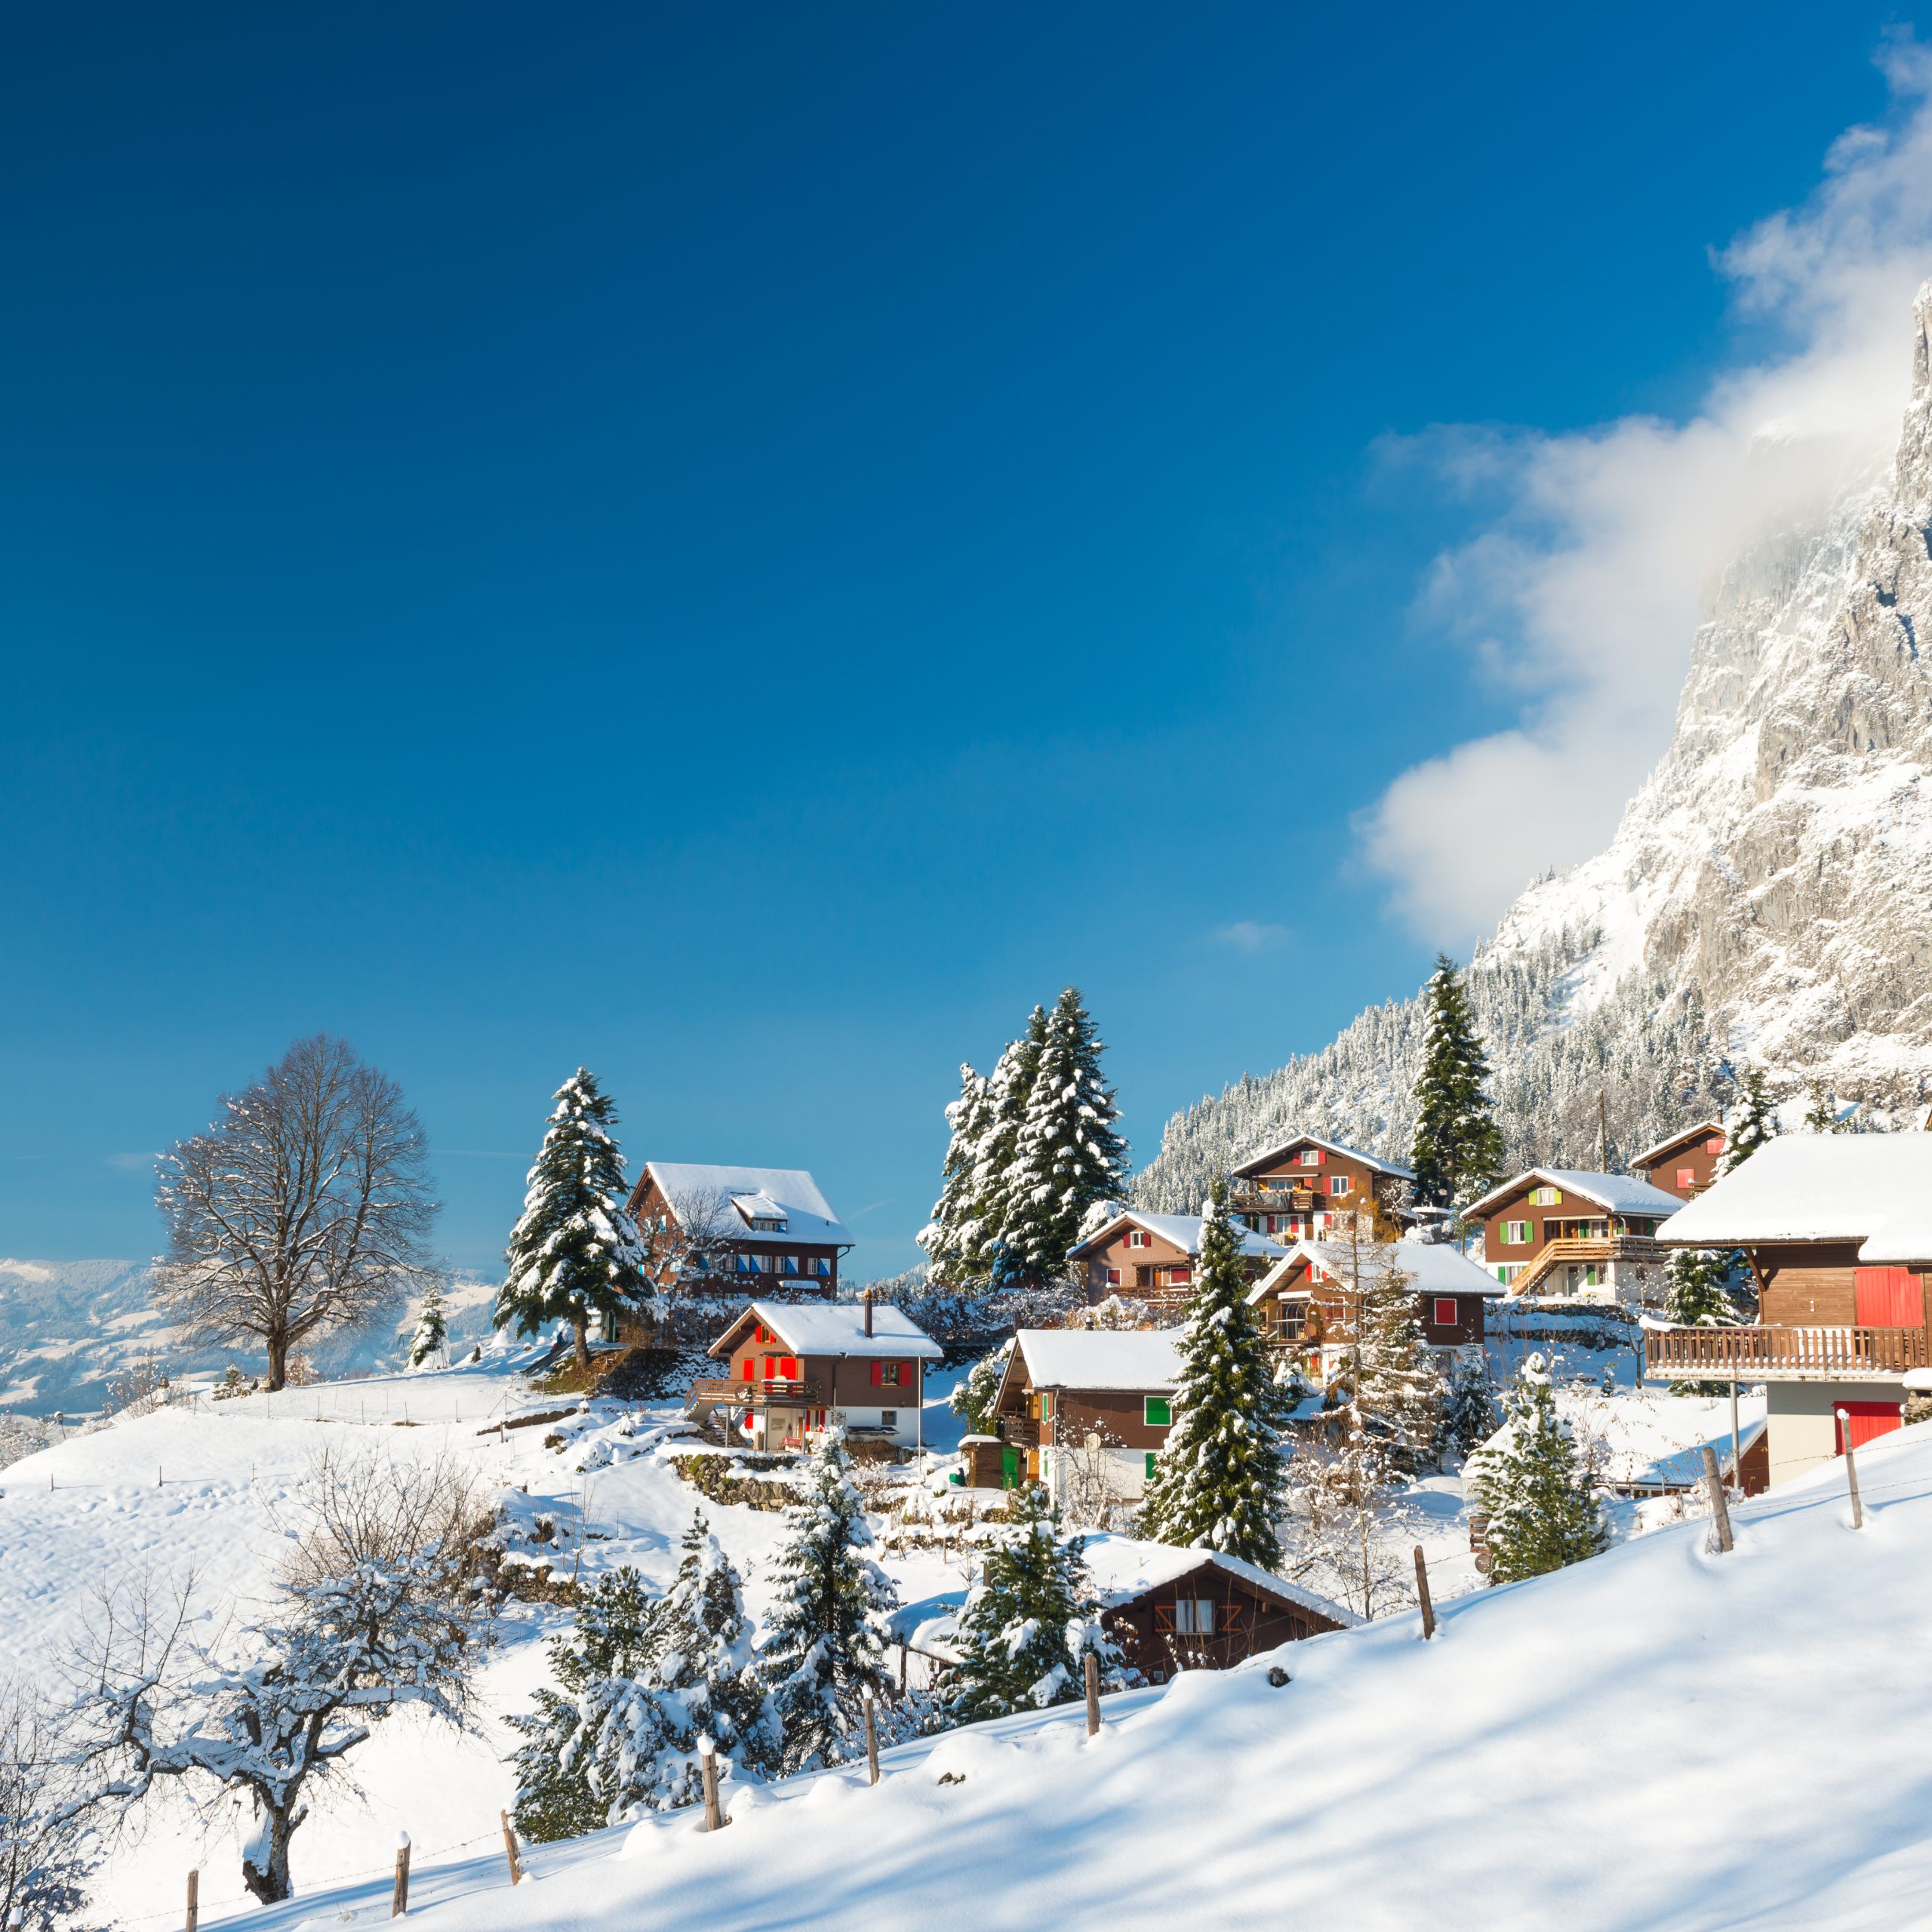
[235,1419,1932,1932]
[1140,284,1932,1208]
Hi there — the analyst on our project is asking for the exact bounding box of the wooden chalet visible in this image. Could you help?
[628,1161,853,1300]
[1647,1135,1932,1486]
[989,1328,1184,1503]
[687,1296,940,1454]
[1247,1235,1504,1383]
[1466,1168,1683,1302]
[1069,1209,1286,1310]
[1630,1122,1728,1202]
[1094,1546,1358,1684]
[1227,1134,1417,1244]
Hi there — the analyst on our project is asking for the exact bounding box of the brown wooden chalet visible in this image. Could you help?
[1630,1121,1727,1202]
[1466,1167,1683,1302]
[1247,1233,1503,1383]
[1069,1209,1286,1310]
[1227,1134,1417,1244]
[686,1296,940,1454]
[627,1161,853,1300]
[1094,1548,1358,1684]
[988,1328,1184,1502]
[1647,1135,1932,1487]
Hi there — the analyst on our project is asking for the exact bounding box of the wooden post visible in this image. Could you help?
[499,1809,523,1885]
[391,1835,411,1918]
[1838,1410,1865,1529]
[1413,1546,1435,1638]
[699,1736,724,1831]
[863,1692,880,1786]
[185,1869,199,1932]
[1700,1444,1734,1553]
[1084,1649,1101,1735]
[1729,1376,1741,1494]
[899,1638,908,1694]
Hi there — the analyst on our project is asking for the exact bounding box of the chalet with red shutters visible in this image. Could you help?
[1468,1168,1683,1302]
[1069,1209,1287,1309]
[1630,1121,1728,1201]
[687,1297,941,1454]
[1247,1235,1504,1382]
[1648,1135,1932,1487]
[627,1161,853,1300]
[1227,1134,1416,1244]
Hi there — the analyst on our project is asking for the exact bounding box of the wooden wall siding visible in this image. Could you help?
[1639,1133,1725,1200]
[1232,1143,1407,1241]
[1257,1265,1485,1348]
[1086,1226,1193,1297]
[1102,1558,1346,1684]
[1042,1389,1171,1451]
[1752,1243,1890,1327]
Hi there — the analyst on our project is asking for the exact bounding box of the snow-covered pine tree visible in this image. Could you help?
[1137,1182,1289,1566]
[949,1484,1123,1721]
[1803,1081,1846,1134]
[974,1008,1048,1288]
[1664,1247,1736,1327]
[758,1428,898,1774]
[494,1069,651,1373]
[1468,1352,1608,1583]
[1002,988,1131,1284]
[1409,955,1506,1211]
[1345,1230,1443,1472]
[949,1338,1013,1437]
[918,1064,997,1290]
[1724,1068,1779,1173]
[1440,1354,1500,1460]
[407,1282,448,1371]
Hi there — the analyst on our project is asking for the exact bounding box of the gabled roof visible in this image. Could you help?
[642,1162,854,1247]
[1230,1134,1418,1183]
[1463,1168,1686,1221]
[708,1300,942,1361]
[1081,1536,1361,1629]
[1629,1122,1727,1171]
[1657,1134,1932,1264]
[1008,1327,1185,1392]
[1069,1209,1288,1263]
[1248,1238,1506,1304]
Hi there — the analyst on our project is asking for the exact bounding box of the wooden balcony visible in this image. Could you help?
[686,1377,825,1410]
[1645,1325,1932,1382]
[1506,1236,1667,1300]
[1232,1184,1320,1215]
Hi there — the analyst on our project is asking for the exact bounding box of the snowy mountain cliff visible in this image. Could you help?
[1138,282,1932,1211]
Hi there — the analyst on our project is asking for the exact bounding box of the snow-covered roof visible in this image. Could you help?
[1231,1134,1418,1182]
[1079,1534,1361,1629]
[1070,1210,1287,1262]
[1464,1168,1685,1220]
[1010,1327,1186,1392]
[644,1163,854,1246]
[1629,1122,1726,1171]
[1247,1239,1506,1304]
[1657,1134,1932,1263]
[709,1300,943,1360]
[1476,1386,1767,1494]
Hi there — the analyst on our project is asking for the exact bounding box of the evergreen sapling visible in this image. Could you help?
[407,1282,448,1371]
[1468,1352,1608,1583]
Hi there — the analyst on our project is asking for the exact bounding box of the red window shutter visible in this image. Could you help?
[762,1356,775,1380]
[1835,1401,1903,1454]
[1677,1168,1695,1189]
[1854,1268,1923,1327]
[870,1361,882,1386]
[1432,1299,1457,1327]
[781,1355,798,1379]
[900,1360,915,1385]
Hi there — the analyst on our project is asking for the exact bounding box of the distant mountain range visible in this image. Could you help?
[0,1259,501,1415]
[1137,283,1932,1212]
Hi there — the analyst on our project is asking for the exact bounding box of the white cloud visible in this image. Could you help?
[1211,919,1288,952]
[1364,33,1932,942]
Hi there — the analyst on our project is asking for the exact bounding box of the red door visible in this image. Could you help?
[1835,1401,1903,1454]
[1854,1268,1924,1327]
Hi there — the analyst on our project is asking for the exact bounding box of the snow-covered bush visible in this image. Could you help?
[1441,1355,1501,1460]
[1468,1353,1610,1584]
[948,1339,1012,1437]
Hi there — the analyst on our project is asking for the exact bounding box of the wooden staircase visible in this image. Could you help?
[1506,1235,1666,1300]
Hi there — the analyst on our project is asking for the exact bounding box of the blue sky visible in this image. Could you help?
[0,4,1915,1277]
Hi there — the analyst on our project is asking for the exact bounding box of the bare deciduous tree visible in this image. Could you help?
[154,1035,438,1389]
[0,1677,94,1930]
[639,1184,740,1299]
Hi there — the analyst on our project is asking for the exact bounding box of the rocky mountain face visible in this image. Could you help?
[1137,285,1932,1214]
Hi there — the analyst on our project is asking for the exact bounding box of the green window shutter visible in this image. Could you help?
[1144,1451,1157,1480]
[1144,1395,1171,1427]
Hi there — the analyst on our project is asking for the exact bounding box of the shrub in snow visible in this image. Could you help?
[1409,954,1506,1212]
[949,1484,1125,1722]
[948,1339,1013,1438]
[511,1515,775,1838]
[495,1069,652,1374]
[759,1429,899,1774]
[1137,1183,1290,1567]
[1468,1353,1609,1584]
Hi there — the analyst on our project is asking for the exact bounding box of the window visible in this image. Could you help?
[1173,1598,1215,1635]
[814,1257,832,1277]
[1156,1265,1192,1287]
[1528,1186,1563,1207]
[1432,1298,1457,1327]
[1105,1266,1121,1287]
[1299,1149,1323,1166]
[1706,1134,1726,1155]
[1504,1220,1531,1245]
[1144,1451,1158,1480]
[1144,1395,1171,1427]
[880,1411,898,1428]
[1128,1229,1151,1249]
[1329,1176,1351,1195]
[755,1323,772,1343]
[780,1255,799,1275]
[872,1361,913,1388]
[1677,1168,1696,1189]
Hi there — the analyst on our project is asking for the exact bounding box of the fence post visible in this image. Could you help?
[863,1692,880,1785]
[499,1809,523,1885]
[1084,1649,1101,1735]
[1413,1546,1436,1638]
[185,1869,199,1932]
[392,1834,411,1918]
[699,1736,725,1831]
[1837,1410,1865,1529]
[899,1638,908,1694]
[1700,1444,1734,1552]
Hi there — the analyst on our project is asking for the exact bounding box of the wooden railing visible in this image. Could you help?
[1231,1185,1320,1214]
[686,1377,824,1408]
[1506,1236,1666,1300]
[1645,1326,1932,1378]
